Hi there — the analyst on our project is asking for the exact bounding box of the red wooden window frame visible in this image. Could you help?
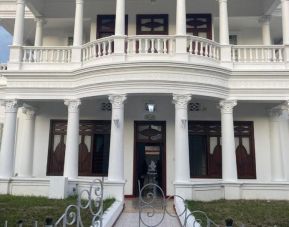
[188,121,256,179]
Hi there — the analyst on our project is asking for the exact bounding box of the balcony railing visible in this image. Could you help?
[232,45,284,63]
[22,47,72,63]
[126,35,175,55]
[82,36,114,62]
[10,35,287,70]
[0,64,8,71]
[187,36,220,61]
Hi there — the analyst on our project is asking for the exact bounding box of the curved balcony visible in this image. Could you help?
[8,35,288,71]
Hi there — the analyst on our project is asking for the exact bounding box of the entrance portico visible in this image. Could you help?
[1,93,288,201]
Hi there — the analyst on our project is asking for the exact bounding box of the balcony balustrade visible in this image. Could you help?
[232,45,284,63]
[8,35,287,70]
[22,47,72,63]
[0,64,8,71]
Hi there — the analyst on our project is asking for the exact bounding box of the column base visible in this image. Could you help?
[0,178,10,194]
[48,176,69,199]
[223,182,241,200]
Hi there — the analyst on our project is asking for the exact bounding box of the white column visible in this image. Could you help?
[219,100,237,182]
[115,0,125,36]
[281,0,289,45]
[13,0,25,46]
[63,99,81,179]
[73,0,84,46]
[0,100,18,178]
[108,94,127,181]
[176,0,186,36]
[259,16,272,45]
[34,17,45,46]
[18,107,36,177]
[218,0,229,45]
[173,94,191,182]
[269,108,285,181]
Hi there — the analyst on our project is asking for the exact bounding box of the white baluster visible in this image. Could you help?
[254,48,258,62]
[157,39,161,53]
[97,43,101,56]
[261,48,265,62]
[249,48,253,62]
[22,49,26,62]
[189,39,193,54]
[200,42,204,56]
[194,41,198,55]
[133,39,136,54]
[204,43,208,57]
[272,48,277,62]
[144,39,148,54]
[109,40,113,55]
[169,38,173,54]
[232,48,236,62]
[28,49,32,63]
[279,48,284,62]
[242,48,246,63]
[163,39,168,54]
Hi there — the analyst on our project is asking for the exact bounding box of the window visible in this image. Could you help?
[97,15,128,38]
[229,35,238,45]
[67,37,73,46]
[186,14,212,39]
[136,14,169,35]
[47,120,111,176]
[188,121,256,179]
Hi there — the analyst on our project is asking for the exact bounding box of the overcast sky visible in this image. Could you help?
[0,26,12,63]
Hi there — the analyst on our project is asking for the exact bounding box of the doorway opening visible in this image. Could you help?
[133,121,166,196]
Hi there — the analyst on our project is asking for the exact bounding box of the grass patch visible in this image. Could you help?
[187,200,289,227]
[0,195,115,226]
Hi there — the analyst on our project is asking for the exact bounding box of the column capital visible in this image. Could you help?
[1,100,18,113]
[217,0,228,3]
[76,0,84,4]
[34,16,47,25]
[16,0,25,4]
[219,100,237,114]
[109,94,127,109]
[64,99,81,113]
[22,107,36,120]
[269,108,283,120]
[173,94,192,109]
[259,15,271,24]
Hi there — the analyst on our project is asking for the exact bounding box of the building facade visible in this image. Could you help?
[0,0,289,202]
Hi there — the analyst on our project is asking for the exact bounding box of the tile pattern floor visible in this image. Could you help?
[114,198,181,227]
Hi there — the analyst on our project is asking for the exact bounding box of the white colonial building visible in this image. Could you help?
[1,0,289,206]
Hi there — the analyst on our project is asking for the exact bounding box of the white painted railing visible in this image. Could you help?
[126,35,175,54]
[82,37,114,62]
[22,47,72,63]
[187,36,220,60]
[232,45,284,63]
[0,64,7,70]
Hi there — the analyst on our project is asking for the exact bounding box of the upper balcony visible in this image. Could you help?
[3,0,289,72]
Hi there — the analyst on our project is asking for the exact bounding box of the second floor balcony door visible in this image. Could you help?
[186,14,212,40]
[136,14,169,53]
[97,15,128,39]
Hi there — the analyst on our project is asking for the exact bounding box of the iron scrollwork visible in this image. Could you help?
[55,178,104,227]
[138,181,220,227]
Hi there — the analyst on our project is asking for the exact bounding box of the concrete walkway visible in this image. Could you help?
[114,198,181,227]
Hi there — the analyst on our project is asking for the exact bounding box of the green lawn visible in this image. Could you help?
[187,200,289,227]
[0,195,115,226]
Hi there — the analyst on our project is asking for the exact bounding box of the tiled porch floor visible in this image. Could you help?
[114,198,181,227]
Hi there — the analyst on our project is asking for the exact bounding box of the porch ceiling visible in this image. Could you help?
[26,0,277,19]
